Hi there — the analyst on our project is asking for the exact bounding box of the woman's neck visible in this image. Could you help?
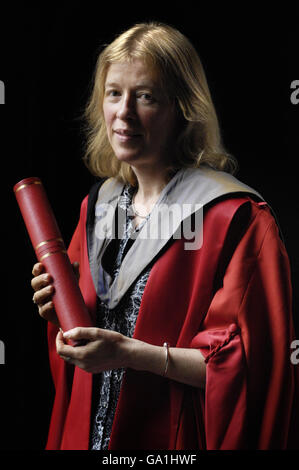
[130,164,173,220]
[132,165,172,203]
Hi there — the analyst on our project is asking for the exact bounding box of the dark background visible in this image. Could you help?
[0,1,298,453]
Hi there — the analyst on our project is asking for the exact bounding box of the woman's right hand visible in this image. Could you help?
[31,262,59,327]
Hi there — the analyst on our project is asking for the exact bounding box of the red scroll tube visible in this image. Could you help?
[14,177,93,343]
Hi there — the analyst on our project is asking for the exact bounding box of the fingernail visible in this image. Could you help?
[63,330,71,338]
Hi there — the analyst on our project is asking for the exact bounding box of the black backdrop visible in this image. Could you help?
[0,1,298,455]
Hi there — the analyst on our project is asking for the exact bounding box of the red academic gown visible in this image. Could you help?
[45,192,299,450]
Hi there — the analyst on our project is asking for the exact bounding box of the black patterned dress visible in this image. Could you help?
[90,184,153,450]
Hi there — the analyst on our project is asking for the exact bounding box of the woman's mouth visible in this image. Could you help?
[114,129,142,142]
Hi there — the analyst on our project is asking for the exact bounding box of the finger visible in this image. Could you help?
[38,301,58,325]
[37,299,54,313]
[32,262,45,276]
[56,331,78,358]
[31,273,53,291]
[32,284,54,305]
[56,330,69,352]
[63,327,101,342]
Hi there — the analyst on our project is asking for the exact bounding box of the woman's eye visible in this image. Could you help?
[106,89,120,98]
[138,93,155,103]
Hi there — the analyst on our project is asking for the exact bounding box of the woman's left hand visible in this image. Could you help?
[56,326,206,388]
[56,327,130,374]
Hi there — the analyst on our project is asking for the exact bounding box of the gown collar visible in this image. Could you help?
[89,166,263,309]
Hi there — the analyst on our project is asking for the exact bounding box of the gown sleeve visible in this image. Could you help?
[190,202,299,449]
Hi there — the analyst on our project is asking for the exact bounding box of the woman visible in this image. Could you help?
[31,22,299,450]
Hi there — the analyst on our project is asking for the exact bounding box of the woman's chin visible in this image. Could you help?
[114,152,143,166]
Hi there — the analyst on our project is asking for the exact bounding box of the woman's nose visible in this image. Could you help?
[116,93,136,120]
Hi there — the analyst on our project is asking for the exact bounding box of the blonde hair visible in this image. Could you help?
[83,22,237,186]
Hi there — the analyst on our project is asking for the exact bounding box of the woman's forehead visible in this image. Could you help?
[105,59,162,86]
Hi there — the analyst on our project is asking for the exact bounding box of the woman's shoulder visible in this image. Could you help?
[185,166,263,202]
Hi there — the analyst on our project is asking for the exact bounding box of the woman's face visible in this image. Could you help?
[103,59,178,171]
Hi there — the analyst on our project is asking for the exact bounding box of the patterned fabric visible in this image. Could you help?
[90,185,152,450]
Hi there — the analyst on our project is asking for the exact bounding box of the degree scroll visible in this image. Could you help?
[14,177,93,343]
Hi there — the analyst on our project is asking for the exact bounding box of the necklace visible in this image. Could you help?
[131,192,150,219]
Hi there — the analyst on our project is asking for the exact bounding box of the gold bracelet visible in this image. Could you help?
[163,342,170,377]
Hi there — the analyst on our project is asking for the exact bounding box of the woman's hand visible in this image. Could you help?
[56,327,206,388]
[31,262,58,326]
[56,327,131,374]
[31,261,80,327]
